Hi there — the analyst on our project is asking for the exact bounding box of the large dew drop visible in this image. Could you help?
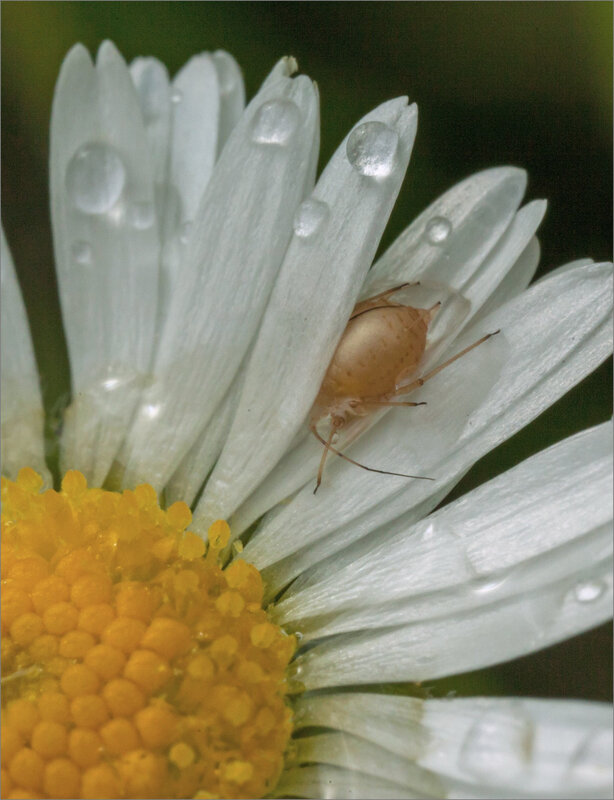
[65,143,126,215]
[293,198,329,238]
[346,121,399,178]
[251,99,301,146]
[424,215,453,244]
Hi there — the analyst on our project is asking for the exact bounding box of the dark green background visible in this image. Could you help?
[2,2,612,702]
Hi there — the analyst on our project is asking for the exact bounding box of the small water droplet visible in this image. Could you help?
[171,88,183,104]
[472,575,505,596]
[65,143,126,215]
[179,221,193,244]
[459,707,533,781]
[346,121,399,178]
[424,216,453,244]
[573,580,606,603]
[293,198,329,238]
[128,201,155,230]
[251,99,301,146]
[70,240,92,265]
[143,403,161,420]
[101,377,121,392]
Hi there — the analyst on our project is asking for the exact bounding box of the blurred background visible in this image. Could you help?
[2,2,612,702]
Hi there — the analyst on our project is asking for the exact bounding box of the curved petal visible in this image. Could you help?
[119,61,319,491]
[275,763,416,799]
[168,54,220,228]
[51,43,160,486]
[1,228,50,484]
[362,167,528,301]
[194,98,419,533]
[288,732,443,797]
[232,203,545,535]
[275,421,612,637]
[293,549,611,686]
[293,693,613,799]
[211,50,245,155]
[129,57,171,201]
[244,262,613,587]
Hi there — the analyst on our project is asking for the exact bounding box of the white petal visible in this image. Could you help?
[293,693,613,799]
[244,262,613,583]
[230,178,538,537]
[50,43,160,486]
[361,167,527,302]
[129,57,171,195]
[1,229,50,483]
[275,421,612,636]
[119,64,319,491]
[293,552,611,687]
[169,54,220,227]
[231,202,544,540]
[470,236,541,325]
[289,732,443,797]
[535,257,595,284]
[164,366,245,506]
[275,764,416,799]
[262,474,462,600]
[452,199,546,330]
[211,50,245,155]
[194,99,418,532]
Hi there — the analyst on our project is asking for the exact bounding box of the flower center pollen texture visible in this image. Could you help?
[1,469,295,799]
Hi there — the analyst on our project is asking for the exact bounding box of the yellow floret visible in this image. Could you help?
[1,470,296,799]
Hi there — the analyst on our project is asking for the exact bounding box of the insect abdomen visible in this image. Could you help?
[318,306,430,401]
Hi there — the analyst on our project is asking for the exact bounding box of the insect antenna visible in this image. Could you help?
[310,424,434,494]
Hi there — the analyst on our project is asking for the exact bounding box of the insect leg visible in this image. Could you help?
[393,330,501,397]
[350,282,419,319]
[313,422,338,495]
[363,400,427,408]
[310,423,433,493]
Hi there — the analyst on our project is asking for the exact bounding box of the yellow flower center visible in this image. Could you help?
[1,468,295,799]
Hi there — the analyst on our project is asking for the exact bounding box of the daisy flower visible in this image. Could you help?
[1,42,612,800]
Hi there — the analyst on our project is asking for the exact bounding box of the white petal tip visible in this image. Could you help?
[96,39,124,67]
[60,43,93,76]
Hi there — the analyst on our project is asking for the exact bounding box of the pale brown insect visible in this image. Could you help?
[309,283,499,492]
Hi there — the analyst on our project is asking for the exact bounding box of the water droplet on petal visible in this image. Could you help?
[573,580,606,603]
[66,143,126,214]
[424,215,453,244]
[471,575,505,596]
[459,706,533,781]
[143,403,162,420]
[293,198,329,238]
[128,201,155,230]
[346,121,399,178]
[70,240,92,266]
[251,99,301,146]
[171,88,183,104]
